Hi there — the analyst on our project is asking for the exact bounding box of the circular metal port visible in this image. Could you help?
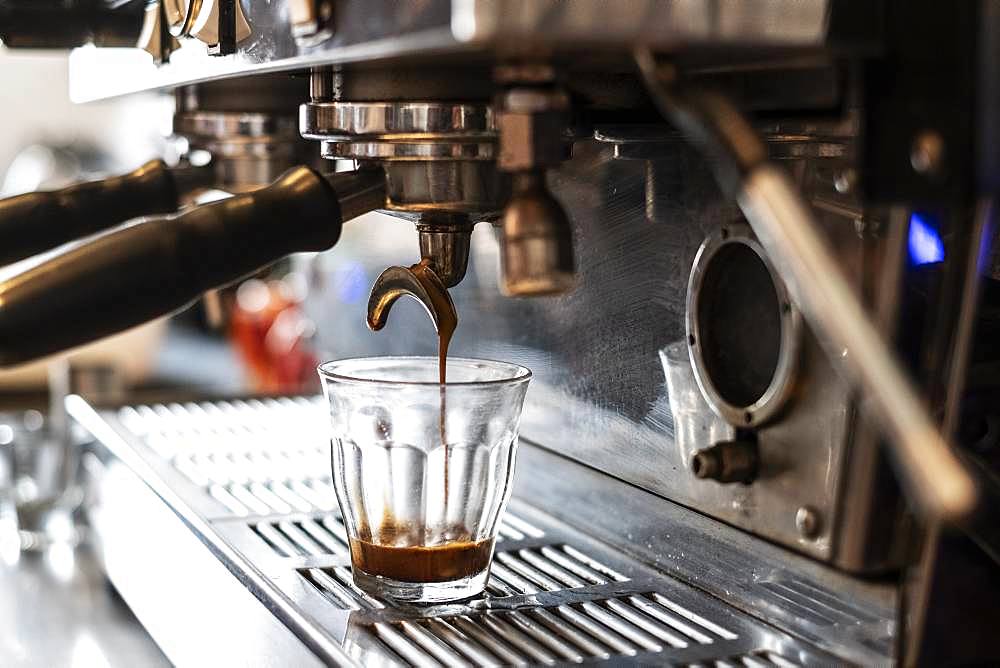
[686,225,801,427]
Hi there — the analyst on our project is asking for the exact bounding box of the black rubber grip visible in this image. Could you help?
[0,165,343,366]
[0,159,179,266]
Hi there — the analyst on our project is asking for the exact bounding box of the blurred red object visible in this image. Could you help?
[230,276,318,393]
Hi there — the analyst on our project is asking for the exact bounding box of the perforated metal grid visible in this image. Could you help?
[300,541,626,607]
[366,591,744,665]
[119,397,333,516]
[91,399,854,666]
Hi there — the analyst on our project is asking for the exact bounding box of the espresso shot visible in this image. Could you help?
[349,537,495,584]
[319,357,531,603]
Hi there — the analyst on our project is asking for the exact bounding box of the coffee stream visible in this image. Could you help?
[365,259,475,584]
[409,259,457,450]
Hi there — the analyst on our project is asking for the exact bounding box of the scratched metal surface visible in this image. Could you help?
[302,139,861,563]
[304,140,718,438]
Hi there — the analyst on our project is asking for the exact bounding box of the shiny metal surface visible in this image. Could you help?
[164,0,252,46]
[303,100,507,219]
[163,0,194,37]
[301,101,496,140]
[630,54,976,524]
[450,0,830,46]
[175,110,300,139]
[382,162,508,216]
[686,224,802,428]
[68,394,892,666]
[185,0,252,47]
[499,171,576,296]
[417,225,472,287]
[367,264,455,335]
[70,396,344,667]
[323,140,496,162]
[302,139,898,569]
[0,541,169,667]
[739,165,977,522]
[67,0,831,102]
[289,0,336,45]
[174,108,305,189]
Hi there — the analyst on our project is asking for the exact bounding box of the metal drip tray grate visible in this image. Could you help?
[119,397,335,516]
[255,516,351,558]
[300,541,629,607]
[367,591,743,665]
[685,651,803,668]
[69,397,885,666]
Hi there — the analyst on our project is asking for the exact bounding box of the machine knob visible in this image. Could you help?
[189,0,251,48]
[164,0,250,47]
[0,166,385,366]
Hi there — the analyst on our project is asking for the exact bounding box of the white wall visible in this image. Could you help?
[0,47,168,185]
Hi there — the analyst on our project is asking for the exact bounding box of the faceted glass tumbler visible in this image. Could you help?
[318,357,531,603]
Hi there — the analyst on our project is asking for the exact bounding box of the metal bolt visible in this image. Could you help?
[691,441,758,484]
[834,169,856,194]
[910,131,945,176]
[309,66,335,102]
[494,63,556,85]
[795,506,821,539]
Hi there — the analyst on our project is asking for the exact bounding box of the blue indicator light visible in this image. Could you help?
[908,213,945,265]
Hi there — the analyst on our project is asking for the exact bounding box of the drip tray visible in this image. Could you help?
[70,396,892,666]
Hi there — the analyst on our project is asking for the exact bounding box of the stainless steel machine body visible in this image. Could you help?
[2,0,998,665]
[303,134,903,573]
[69,394,894,666]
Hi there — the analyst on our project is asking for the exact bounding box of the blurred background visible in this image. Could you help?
[0,47,328,406]
[0,47,333,666]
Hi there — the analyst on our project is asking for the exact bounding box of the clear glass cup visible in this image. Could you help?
[318,356,531,603]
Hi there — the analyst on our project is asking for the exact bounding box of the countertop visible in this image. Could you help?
[1,537,169,667]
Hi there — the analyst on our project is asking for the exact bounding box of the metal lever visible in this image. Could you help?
[0,159,213,267]
[0,166,385,366]
[635,49,978,523]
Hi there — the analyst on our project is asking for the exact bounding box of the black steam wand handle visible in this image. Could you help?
[0,166,385,366]
[0,159,210,267]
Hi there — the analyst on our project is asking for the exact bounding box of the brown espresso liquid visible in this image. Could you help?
[350,535,494,583]
[363,261,468,583]
[409,260,457,492]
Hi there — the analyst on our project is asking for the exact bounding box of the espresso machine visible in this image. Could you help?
[1,1,999,665]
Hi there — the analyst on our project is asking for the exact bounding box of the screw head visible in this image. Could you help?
[795,506,821,539]
[910,131,945,176]
[834,169,856,194]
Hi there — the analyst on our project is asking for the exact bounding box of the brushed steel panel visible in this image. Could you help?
[301,139,887,566]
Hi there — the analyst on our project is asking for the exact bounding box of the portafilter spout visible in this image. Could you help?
[416,217,472,289]
[0,166,386,367]
[367,261,456,339]
[367,212,467,342]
